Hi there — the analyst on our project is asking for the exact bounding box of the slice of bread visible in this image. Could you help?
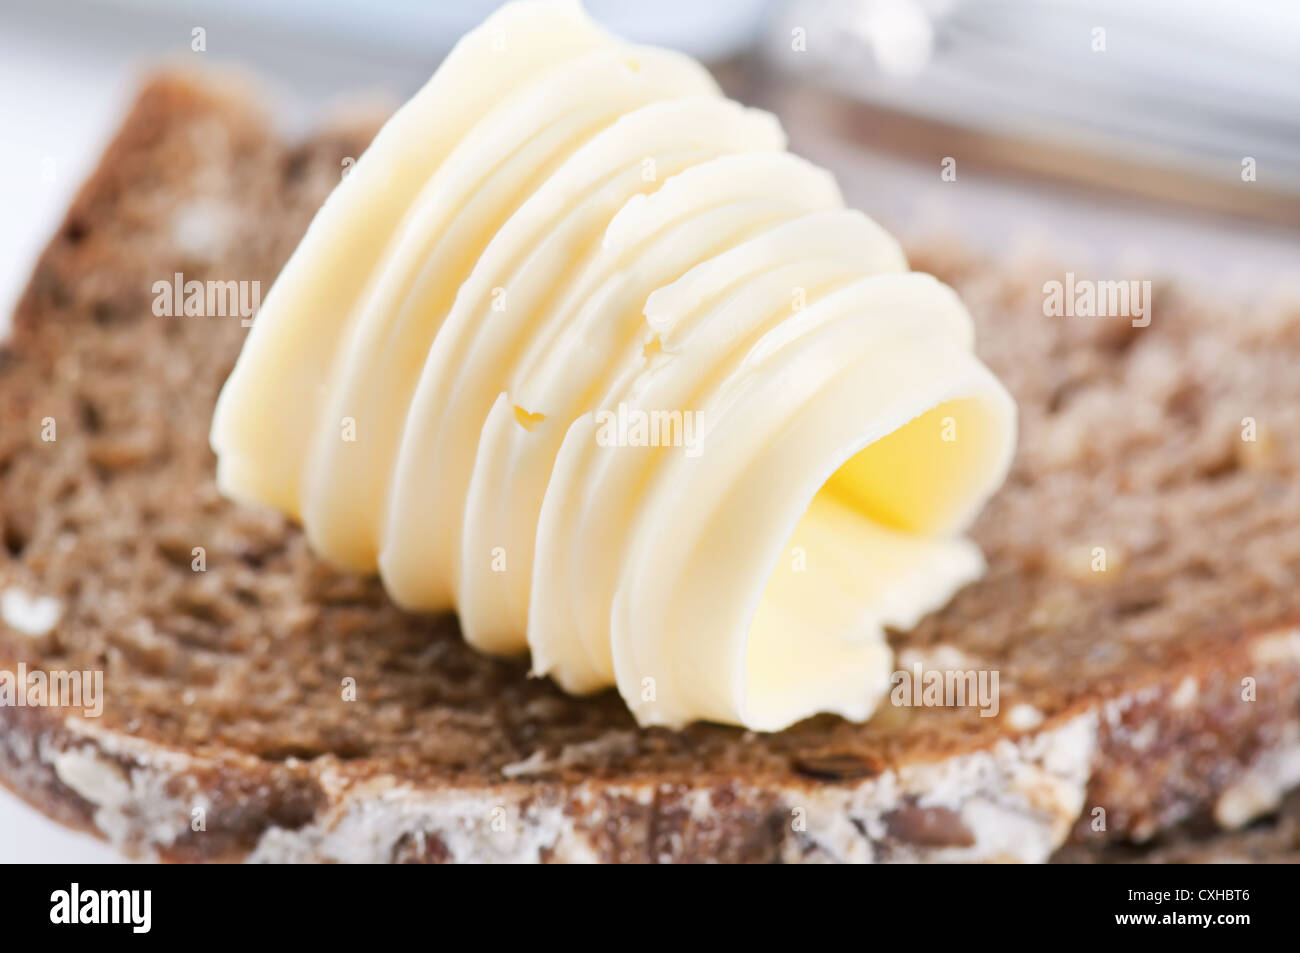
[1054,789,1300,863]
[2,73,1298,863]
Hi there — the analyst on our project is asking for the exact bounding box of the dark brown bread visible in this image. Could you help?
[1054,789,1300,863]
[1,73,1298,862]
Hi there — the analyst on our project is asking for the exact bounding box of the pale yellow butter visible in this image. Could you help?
[211,0,1017,732]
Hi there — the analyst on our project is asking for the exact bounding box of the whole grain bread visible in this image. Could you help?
[1054,789,1300,863]
[1,73,1298,862]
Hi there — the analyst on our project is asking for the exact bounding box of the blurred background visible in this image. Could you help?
[0,0,1297,861]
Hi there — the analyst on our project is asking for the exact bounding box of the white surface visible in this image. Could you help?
[0,799,128,863]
